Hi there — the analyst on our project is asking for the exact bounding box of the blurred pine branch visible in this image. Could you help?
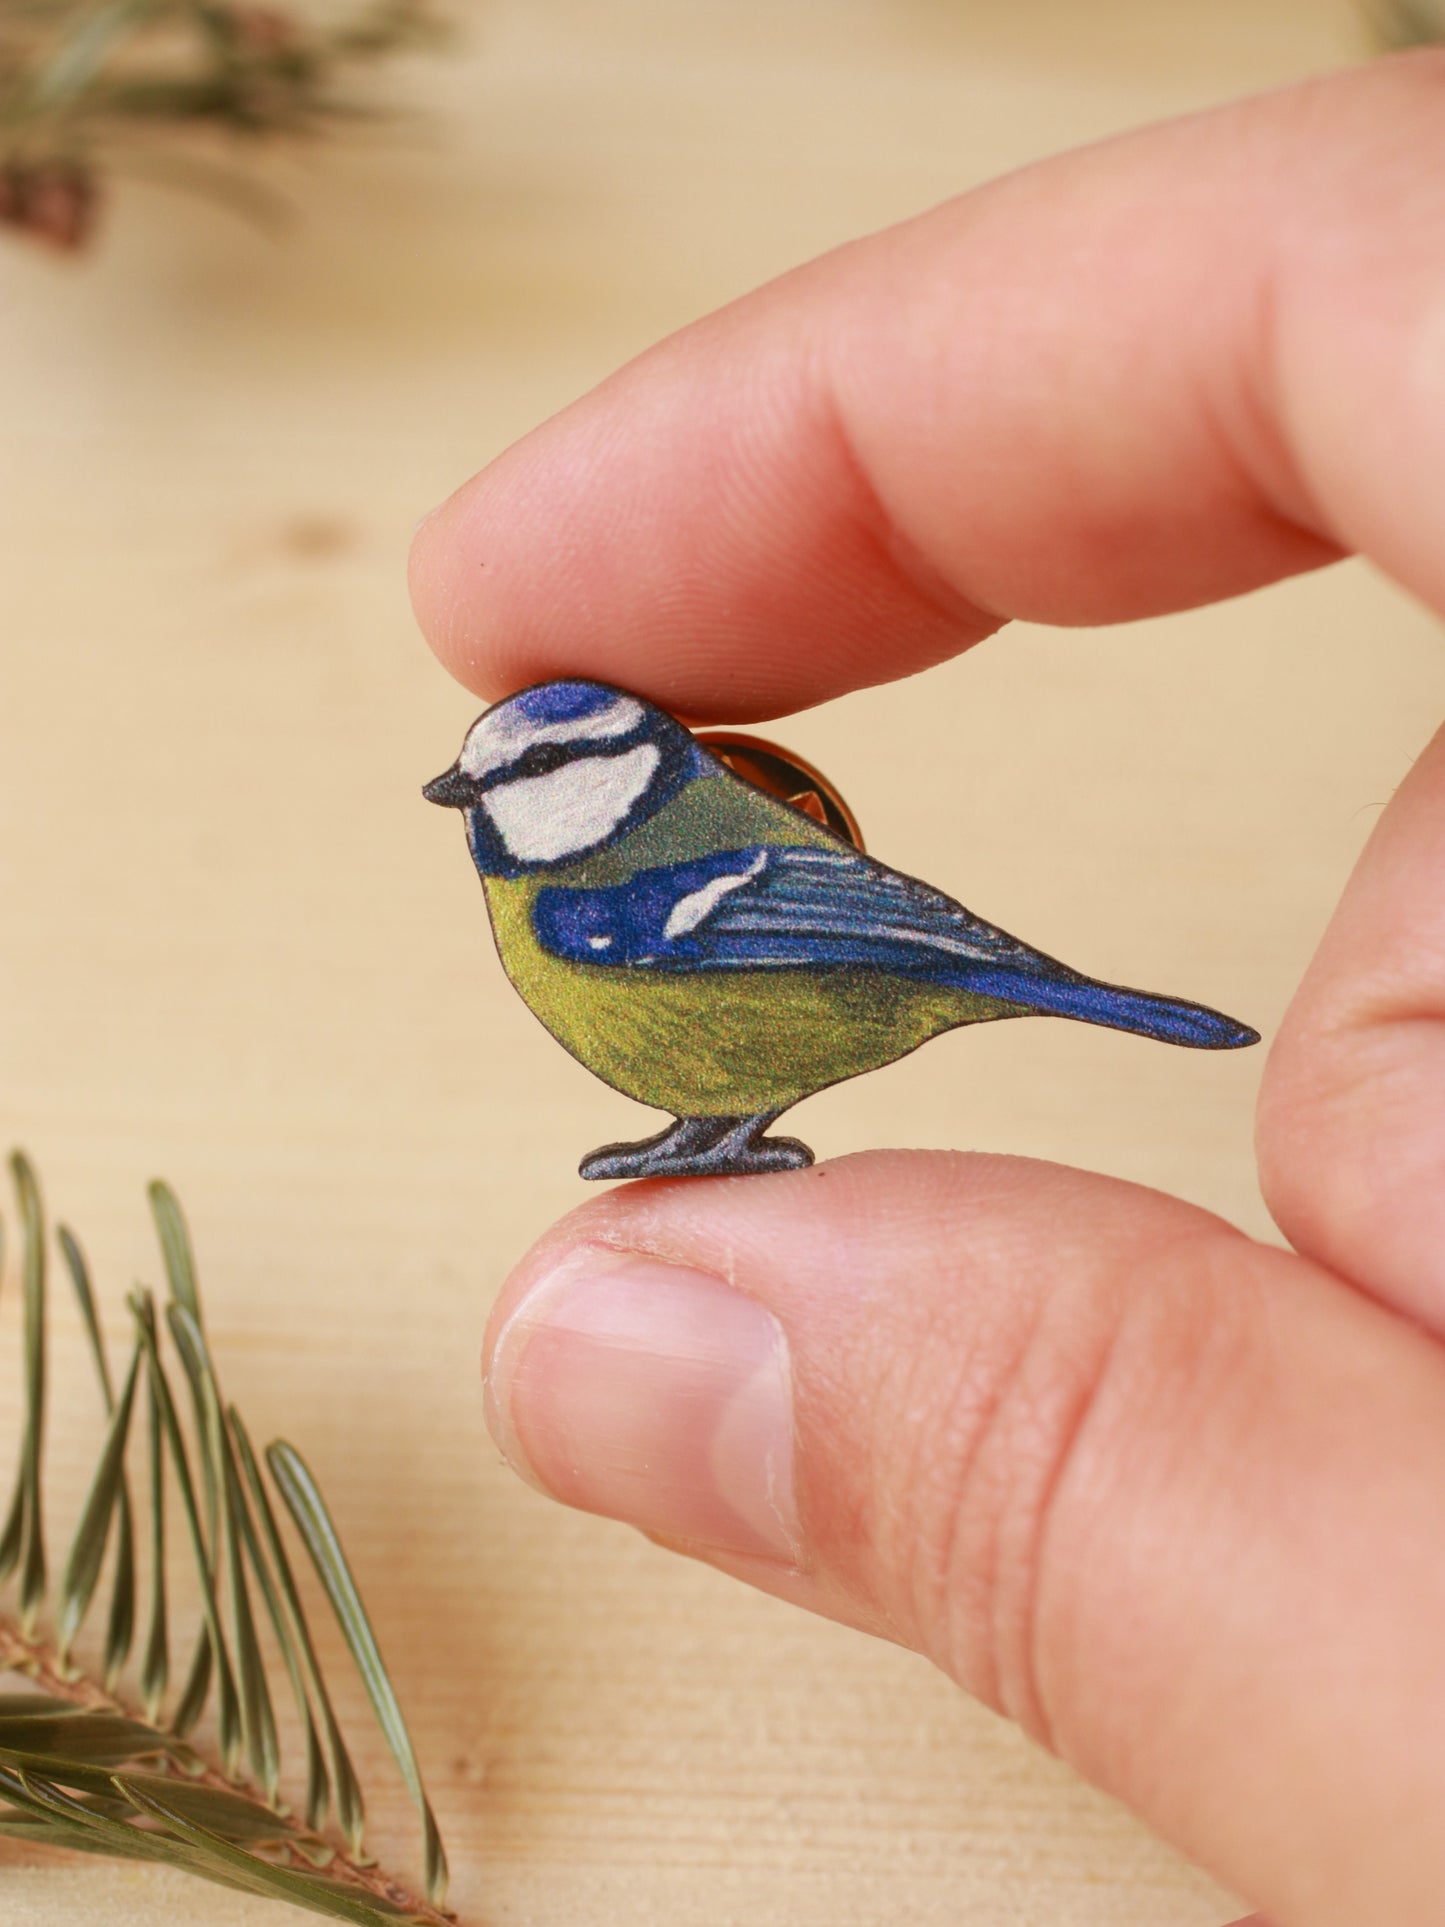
[0,0,443,247]
[0,1151,454,1925]
[1366,0,1445,46]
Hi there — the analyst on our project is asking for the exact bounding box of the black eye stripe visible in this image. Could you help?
[513,742,572,778]
[480,732,652,788]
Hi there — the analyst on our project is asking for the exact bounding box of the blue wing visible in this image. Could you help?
[531,845,1256,1050]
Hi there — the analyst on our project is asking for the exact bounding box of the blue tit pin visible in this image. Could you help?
[424,679,1259,1180]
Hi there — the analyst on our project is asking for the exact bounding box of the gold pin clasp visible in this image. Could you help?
[693,731,864,851]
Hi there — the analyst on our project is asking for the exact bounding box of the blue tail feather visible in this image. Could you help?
[942,964,1259,1050]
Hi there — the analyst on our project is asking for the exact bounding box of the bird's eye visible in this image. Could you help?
[513,743,572,779]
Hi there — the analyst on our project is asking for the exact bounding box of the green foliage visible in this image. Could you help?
[0,1153,453,1925]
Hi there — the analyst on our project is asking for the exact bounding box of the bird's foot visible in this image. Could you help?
[578,1113,815,1181]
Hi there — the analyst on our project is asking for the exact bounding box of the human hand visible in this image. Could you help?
[410,57,1445,1926]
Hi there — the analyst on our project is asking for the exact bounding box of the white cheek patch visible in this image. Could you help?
[662,852,767,940]
[483,744,661,862]
[460,695,644,779]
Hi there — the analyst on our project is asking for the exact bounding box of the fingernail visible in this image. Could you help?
[483,1246,801,1565]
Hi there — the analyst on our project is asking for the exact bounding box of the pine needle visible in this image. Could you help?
[55,1341,141,1660]
[268,1442,448,1908]
[138,1363,167,1722]
[57,1226,136,1687]
[232,1406,366,1851]
[131,1290,240,1772]
[167,1301,280,1804]
[0,1154,48,1632]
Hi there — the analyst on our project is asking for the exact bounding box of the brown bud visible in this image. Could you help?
[0,162,98,252]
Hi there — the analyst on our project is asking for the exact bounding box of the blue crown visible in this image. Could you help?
[514,680,620,725]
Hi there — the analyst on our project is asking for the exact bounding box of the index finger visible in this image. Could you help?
[409,55,1445,721]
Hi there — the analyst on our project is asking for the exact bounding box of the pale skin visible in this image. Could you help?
[410,56,1445,1927]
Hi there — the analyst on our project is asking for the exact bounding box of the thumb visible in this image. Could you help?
[482,1153,1445,1926]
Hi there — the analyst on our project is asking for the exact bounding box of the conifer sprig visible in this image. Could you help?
[0,0,442,248]
[0,1151,454,1925]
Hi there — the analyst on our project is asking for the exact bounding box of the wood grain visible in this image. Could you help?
[0,2,1437,1921]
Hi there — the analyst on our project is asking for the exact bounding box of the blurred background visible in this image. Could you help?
[4,3,1444,1923]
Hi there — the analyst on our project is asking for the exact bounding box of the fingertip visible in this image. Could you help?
[408,474,507,701]
[406,299,995,718]
[481,1232,805,1566]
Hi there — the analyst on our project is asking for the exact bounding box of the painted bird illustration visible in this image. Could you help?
[424,678,1258,1180]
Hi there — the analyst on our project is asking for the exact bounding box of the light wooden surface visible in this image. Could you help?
[2,2,1442,1921]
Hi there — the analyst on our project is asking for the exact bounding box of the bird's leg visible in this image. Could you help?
[578,1113,814,1181]
[703,1113,814,1175]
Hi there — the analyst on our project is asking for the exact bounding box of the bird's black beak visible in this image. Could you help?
[422,765,480,809]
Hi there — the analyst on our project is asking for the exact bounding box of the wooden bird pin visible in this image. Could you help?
[425,679,1258,1179]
